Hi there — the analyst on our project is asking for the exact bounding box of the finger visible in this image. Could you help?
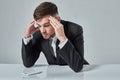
[49,20,56,29]
[30,19,35,24]
[49,16,62,27]
[49,16,59,27]
[34,27,39,32]
[52,17,60,25]
[49,20,58,29]
[29,22,35,27]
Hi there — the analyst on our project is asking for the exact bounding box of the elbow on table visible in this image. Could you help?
[23,62,34,68]
[72,65,83,72]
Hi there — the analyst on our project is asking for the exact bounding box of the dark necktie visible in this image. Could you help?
[49,39,57,57]
[49,39,61,64]
[56,40,60,51]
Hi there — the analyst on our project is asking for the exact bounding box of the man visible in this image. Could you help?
[22,2,88,72]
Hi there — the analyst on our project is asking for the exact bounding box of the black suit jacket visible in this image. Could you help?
[22,20,88,72]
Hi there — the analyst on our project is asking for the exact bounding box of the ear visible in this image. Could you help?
[57,16,61,21]
[55,15,61,22]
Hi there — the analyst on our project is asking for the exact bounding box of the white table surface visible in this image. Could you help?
[0,64,120,80]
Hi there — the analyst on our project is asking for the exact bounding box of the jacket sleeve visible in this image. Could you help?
[21,32,41,67]
[57,26,84,72]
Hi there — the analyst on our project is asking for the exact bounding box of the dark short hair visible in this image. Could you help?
[33,2,58,20]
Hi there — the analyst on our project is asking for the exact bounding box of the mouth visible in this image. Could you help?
[42,32,48,35]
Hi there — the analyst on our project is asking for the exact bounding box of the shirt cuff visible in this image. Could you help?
[23,35,33,45]
[58,39,68,49]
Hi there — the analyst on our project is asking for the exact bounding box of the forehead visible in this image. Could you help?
[36,15,50,25]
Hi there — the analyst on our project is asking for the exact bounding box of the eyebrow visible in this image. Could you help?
[44,22,50,25]
[37,21,50,27]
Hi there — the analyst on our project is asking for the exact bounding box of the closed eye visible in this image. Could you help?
[44,23,51,27]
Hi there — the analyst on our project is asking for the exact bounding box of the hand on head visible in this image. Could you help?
[24,19,39,38]
[49,16,67,43]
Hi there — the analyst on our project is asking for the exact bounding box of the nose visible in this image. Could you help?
[40,27,46,33]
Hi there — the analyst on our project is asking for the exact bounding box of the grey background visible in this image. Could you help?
[0,0,120,64]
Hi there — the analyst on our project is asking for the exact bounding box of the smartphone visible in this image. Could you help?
[34,21,39,28]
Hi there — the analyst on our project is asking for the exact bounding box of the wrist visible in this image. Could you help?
[23,30,32,39]
[24,33,31,39]
[59,36,67,43]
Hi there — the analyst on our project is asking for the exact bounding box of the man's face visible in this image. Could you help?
[36,15,55,39]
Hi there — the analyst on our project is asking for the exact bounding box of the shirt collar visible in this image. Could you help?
[51,35,57,41]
